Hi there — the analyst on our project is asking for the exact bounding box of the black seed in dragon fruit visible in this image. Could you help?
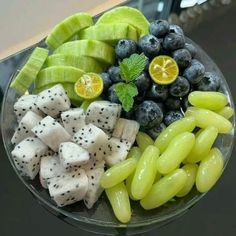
[11,137,48,179]
[48,168,88,207]
[85,101,122,132]
[40,155,63,189]
[84,167,104,209]
[59,142,90,170]
[61,108,86,135]
[32,116,71,152]
[13,94,43,121]
[36,84,71,117]
[104,137,132,166]
[72,124,109,161]
[11,111,43,145]
[81,159,105,172]
[112,118,140,146]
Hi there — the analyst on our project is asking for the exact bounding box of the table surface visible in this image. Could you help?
[0,1,236,236]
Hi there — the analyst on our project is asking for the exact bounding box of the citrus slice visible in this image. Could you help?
[149,56,179,85]
[74,73,103,99]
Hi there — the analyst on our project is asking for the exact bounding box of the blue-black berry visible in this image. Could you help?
[169,24,184,36]
[100,73,112,92]
[147,122,166,140]
[134,72,151,93]
[107,85,120,104]
[195,72,220,91]
[108,66,122,83]
[115,39,137,60]
[165,96,181,110]
[169,76,190,97]
[184,43,197,58]
[172,48,191,68]
[164,110,184,126]
[163,33,185,51]
[146,84,169,102]
[150,20,170,38]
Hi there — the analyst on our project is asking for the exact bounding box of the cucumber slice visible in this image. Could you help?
[10,47,49,95]
[35,66,85,88]
[96,6,149,37]
[45,54,104,73]
[54,40,115,65]
[46,13,93,49]
[34,83,83,106]
[79,23,138,45]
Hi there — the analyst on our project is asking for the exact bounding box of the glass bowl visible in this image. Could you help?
[1,19,235,236]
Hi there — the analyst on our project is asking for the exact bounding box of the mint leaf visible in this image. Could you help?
[115,82,138,112]
[119,53,147,82]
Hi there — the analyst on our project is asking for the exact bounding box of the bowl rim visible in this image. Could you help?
[1,38,235,228]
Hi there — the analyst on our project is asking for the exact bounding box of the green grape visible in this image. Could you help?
[125,172,138,200]
[186,126,218,163]
[127,146,142,160]
[157,132,195,174]
[177,164,198,197]
[100,158,138,188]
[136,132,154,152]
[188,91,228,111]
[154,117,196,153]
[185,107,233,134]
[105,182,131,223]
[216,106,234,119]
[154,171,162,183]
[196,148,224,193]
[131,145,159,200]
[140,169,187,210]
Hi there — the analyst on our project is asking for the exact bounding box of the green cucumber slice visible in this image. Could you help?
[45,54,104,73]
[35,66,84,88]
[34,83,83,106]
[46,13,93,49]
[54,40,115,65]
[96,6,150,37]
[79,23,138,45]
[10,47,49,95]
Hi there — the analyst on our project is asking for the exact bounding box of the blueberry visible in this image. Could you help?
[135,101,163,129]
[184,43,197,58]
[169,24,184,36]
[150,20,170,38]
[146,84,169,102]
[147,123,166,140]
[165,97,181,110]
[181,96,190,112]
[164,110,184,126]
[183,59,205,84]
[134,72,151,93]
[108,66,123,83]
[115,39,137,60]
[195,72,220,91]
[156,102,166,114]
[163,33,185,51]
[100,73,112,92]
[169,76,190,97]
[107,85,120,104]
[138,34,161,58]
[172,48,191,68]
[123,105,137,120]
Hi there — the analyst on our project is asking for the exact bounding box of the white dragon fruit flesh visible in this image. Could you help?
[11,111,43,145]
[61,108,86,135]
[32,116,71,152]
[112,118,140,145]
[11,137,48,179]
[85,101,121,132]
[40,155,63,189]
[48,168,88,207]
[59,142,90,170]
[104,138,131,166]
[36,84,70,117]
[14,94,43,121]
[84,168,104,209]
[81,159,105,172]
[72,124,109,161]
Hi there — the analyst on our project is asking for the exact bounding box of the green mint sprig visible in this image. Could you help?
[114,53,147,112]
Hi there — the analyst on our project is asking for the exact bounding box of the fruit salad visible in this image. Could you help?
[9,6,234,224]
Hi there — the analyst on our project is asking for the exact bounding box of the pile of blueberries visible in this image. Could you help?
[100,20,220,139]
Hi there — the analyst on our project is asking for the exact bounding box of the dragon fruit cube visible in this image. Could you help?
[72,124,109,160]
[48,168,88,207]
[86,101,121,132]
[61,108,86,135]
[32,116,71,152]
[59,142,90,170]
[13,94,43,121]
[40,155,63,189]
[36,84,70,117]
[11,137,48,179]
[11,111,43,145]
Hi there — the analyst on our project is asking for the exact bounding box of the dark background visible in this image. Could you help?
[0,1,236,236]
